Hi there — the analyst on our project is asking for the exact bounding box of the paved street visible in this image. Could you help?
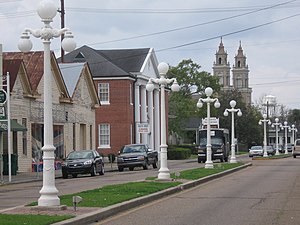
[94,157,300,225]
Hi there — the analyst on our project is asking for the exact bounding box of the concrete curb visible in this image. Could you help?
[53,162,252,225]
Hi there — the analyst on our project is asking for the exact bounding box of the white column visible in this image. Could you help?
[154,89,160,154]
[148,90,154,149]
[134,83,140,143]
[38,40,59,206]
[140,86,147,144]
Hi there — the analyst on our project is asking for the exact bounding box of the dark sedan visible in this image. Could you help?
[62,150,104,179]
[117,144,158,172]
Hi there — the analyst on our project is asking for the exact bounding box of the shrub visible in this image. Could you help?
[169,144,197,155]
[167,147,191,160]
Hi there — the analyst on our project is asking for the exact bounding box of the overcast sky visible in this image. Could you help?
[1,0,300,109]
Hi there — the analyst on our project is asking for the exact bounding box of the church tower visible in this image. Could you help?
[232,41,252,105]
[212,38,231,91]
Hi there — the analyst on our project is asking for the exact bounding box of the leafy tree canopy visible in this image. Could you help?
[167,59,220,137]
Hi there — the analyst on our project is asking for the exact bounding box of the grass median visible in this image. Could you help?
[0,162,243,225]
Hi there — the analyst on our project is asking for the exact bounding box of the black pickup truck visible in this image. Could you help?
[117,144,158,172]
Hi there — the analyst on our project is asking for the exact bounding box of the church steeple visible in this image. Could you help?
[232,41,252,105]
[213,37,231,88]
[234,41,247,68]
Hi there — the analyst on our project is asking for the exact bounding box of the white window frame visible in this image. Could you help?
[98,83,110,105]
[98,124,110,148]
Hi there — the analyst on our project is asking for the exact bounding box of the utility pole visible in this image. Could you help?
[59,0,65,62]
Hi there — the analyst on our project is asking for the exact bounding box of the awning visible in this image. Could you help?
[0,120,27,132]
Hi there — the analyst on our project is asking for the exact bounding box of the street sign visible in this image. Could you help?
[137,123,150,133]
[0,89,7,104]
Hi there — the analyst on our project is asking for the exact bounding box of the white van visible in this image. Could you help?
[292,139,300,158]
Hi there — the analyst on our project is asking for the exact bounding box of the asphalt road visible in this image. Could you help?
[94,157,300,225]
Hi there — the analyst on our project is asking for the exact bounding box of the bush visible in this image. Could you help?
[169,144,197,155]
[167,147,191,160]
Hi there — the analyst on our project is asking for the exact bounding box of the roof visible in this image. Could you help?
[60,45,150,78]
[3,51,44,92]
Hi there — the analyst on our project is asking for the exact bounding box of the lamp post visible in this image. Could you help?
[146,62,180,180]
[290,124,297,145]
[271,118,281,156]
[259,114,271,157]
[223,100,242,163]
[197,87,220,169]
[18,0,76,207]
[282,121,289,154]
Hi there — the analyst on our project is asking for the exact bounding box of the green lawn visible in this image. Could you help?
[171,163,242,180]
[59,181,181,207]
[0,214,73,225]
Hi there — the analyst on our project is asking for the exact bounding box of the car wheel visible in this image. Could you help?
[294,155,296,158]
[72,174,77,178]
[99,164,105,175]
[118,166,124,172]
[62,172,68,179]
[91,165,96,176]
[129,167,134,171]
[198,158,202,163]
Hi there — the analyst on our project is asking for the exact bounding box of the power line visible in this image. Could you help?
[87,0,297,46]
[156,13,300,52]
[66,1,300,14]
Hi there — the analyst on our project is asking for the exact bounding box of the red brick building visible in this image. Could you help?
[62,46,163,156]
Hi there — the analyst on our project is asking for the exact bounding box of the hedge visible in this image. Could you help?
[167,147,191,160]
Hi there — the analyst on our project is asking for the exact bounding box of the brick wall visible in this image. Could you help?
[96,79,134,156]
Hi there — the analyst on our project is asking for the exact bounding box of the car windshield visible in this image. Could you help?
[67,151,93,159]
[251,146,262,150]
[122,145,145,153]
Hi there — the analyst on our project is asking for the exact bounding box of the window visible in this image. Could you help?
[98,83,110,104]
[99,124,110,148]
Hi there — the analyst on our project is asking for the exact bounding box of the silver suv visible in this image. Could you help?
[293,139,300,158]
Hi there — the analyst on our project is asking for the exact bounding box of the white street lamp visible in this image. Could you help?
[18,0,76,207]
[281,121,290,155]
[197,87,220,169]
[290,124,297,145]
[223,100,242,163]
[146,62,180,180]
[259,114,271,157]
[271,118,281,156]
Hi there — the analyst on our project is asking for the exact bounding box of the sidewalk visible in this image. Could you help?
[0,161,118,185]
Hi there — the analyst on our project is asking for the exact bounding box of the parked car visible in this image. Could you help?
[249,146,263,157]
[62,150,104,179]
[117,144,158,172]
[277,144,284,153]
[293,139,300,158]
[287,143,293,152]
[265,146,275,156]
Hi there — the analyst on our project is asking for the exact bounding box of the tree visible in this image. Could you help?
[167,59,220,137]
[217,90,263,148]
